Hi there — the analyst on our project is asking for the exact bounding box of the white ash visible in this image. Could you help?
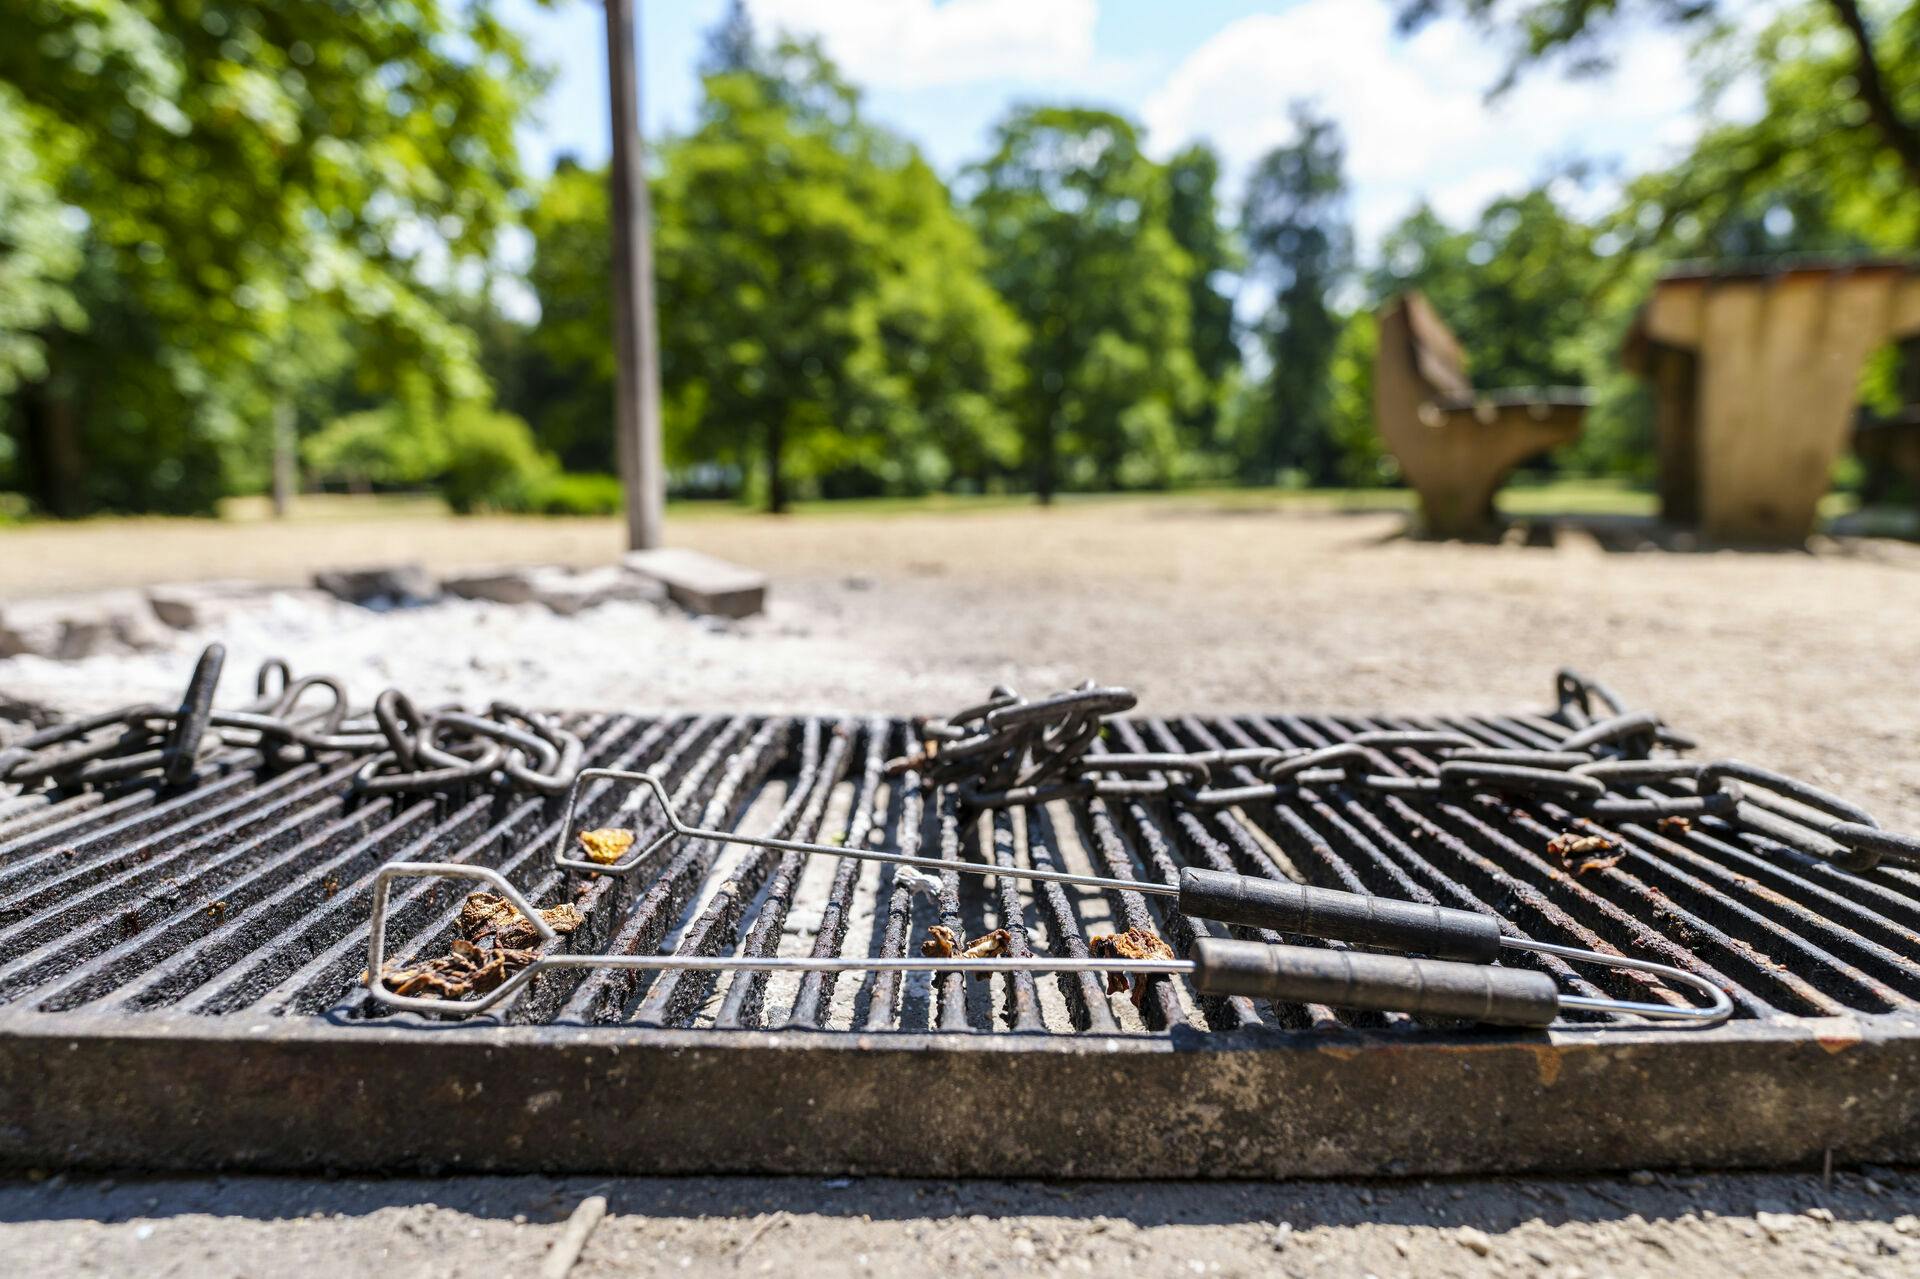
[0,588,1078,720]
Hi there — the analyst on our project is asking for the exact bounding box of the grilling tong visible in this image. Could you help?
[368,767,1732,1027]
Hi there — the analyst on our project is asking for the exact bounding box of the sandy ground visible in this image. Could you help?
[3,498,1919,1275]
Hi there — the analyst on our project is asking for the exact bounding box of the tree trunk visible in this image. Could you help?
[20,377,83,519]
[766,415,788,514]
[1033,401,1058,505]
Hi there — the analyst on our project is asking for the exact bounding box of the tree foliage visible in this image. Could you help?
[526,39,1025,511]
[1164,143,1240,446]
[0,0,538,513]
[1237,106,1353,485]
[7,0,1920,521]
[967,106,1203,498]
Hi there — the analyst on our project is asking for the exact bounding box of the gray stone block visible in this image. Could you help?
[0,591,168,659]
[525,565,667,616]
[312,564,437,608]
[147,580,273,630]
[622,548,767,618]
[442,568,540,606]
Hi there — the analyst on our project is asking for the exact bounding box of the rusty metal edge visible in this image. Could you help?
[1,1009,1916,1178]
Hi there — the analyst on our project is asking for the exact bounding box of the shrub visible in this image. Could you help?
[527,471,624,516]
[304,405,448,489]
[439,407,555,514]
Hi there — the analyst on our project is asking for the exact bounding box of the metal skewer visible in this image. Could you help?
[365,867,1730,1029]
[545,768,1735,1008]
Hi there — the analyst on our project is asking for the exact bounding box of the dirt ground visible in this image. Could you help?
[3,498,1919,1275]
[6,498,1919,826]
[3,1168,1916,1278]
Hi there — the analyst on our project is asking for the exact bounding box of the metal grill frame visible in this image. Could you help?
[2,705,1918,1179]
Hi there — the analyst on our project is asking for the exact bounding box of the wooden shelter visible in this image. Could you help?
[1373,293,1589,537]
[1626,260,1920,543]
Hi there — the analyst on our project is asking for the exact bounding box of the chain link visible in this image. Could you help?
[889,668,1918,872]
[0,643,584,798]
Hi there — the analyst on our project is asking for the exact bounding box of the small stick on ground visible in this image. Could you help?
[540,1193,609,1279]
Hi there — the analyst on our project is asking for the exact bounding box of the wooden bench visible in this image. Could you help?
[1626,260,1920,542]
[1373,292,1590,537]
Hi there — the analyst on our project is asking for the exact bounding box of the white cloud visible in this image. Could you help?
[746,0,1099,89]
[1141,0,1714,246]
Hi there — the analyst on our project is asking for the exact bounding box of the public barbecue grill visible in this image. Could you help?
[1,646,1917,1178]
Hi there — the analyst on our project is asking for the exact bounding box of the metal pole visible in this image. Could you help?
[603,0,665,550]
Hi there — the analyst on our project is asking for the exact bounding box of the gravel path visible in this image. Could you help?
[2,499,1918,1275]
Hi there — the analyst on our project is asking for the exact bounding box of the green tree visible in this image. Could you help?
[1371,187,1601,390]
[968,106,1203,499]
[521,159,619,475]
[528,37,1025,511]
[1238,106,1352,485]
[0,0,539,515]
[1164,143,1240,451]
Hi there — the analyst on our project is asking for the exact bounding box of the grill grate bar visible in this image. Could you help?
[1070,792,1190,1031]
[1420,709,1920,1010]
[644,719,838,1028]
[930,791,975,1031]
[708,720,852,1028]
[1021,803,1122,1033]
[857,756,927,1032]
[1089,740,1262,1032]
[543,716,779,1025]
[985,806,1047,1032]
[785,718,893,1029]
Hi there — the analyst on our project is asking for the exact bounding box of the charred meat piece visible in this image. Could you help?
[577,827,637,865]
[961,928,1011,960]
[384,937,543,1000]
[920,925,1013,978]
[1547,831,1624,875]
[458,892,586,949]
[1089,927,1176,1009]
[383,894,586,1002]
[961,927,1011,981]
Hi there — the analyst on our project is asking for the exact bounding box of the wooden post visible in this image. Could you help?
[604,0,665,550]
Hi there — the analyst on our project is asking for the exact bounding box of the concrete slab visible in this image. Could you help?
[622,548,766,619]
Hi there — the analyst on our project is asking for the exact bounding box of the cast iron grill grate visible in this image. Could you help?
[2,702,1917,1177]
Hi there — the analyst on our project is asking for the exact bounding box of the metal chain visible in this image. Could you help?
[0,643,583,798]
[889,669,1920,872]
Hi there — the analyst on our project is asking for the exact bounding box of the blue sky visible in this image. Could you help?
[500,0,1764,250]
